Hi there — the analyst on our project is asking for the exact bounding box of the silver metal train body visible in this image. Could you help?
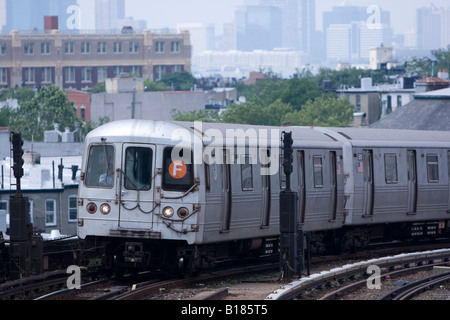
[77,120,450,273]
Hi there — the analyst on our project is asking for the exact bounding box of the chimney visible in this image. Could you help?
[44,16,59,31]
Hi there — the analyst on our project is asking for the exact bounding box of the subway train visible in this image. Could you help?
[77,119,450,274]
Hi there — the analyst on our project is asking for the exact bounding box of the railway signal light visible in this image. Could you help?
[10,132,24,179]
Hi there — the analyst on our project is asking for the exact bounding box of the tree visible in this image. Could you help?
[280,78,323,111]
[222,99,292,126]
[160,71,197,91]
[171,109,221,122]
[432,45,450,73]
[283,96,354,127]
[8,85,78,141]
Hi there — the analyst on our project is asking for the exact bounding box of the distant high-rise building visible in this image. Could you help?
[416,5,450,51]
[95,0,125,31]
[236,4,282,51]
[323,5,392,63]
[3,0,77,32]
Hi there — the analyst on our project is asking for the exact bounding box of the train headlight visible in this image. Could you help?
[177,207,189,219]
[87,203,97,214]
[100,203,111,215]
[162,206,174,218]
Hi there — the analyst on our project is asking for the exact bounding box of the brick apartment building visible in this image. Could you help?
[0,24,191,90]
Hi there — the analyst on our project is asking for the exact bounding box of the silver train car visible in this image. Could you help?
[77,120,450,273]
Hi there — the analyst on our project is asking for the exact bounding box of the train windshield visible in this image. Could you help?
[85,145,115,188]
[162,147,193,192]
[124,147,153,190]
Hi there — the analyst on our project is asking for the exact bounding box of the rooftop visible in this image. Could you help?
[370,87,450,131]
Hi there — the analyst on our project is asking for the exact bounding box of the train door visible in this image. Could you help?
[118,143,156,229]
[297,150,306,224]
[221,150,232,231]
[362,150,374,217]
[407,150,418,214]
[329,151,338,221]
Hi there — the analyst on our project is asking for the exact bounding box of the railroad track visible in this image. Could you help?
[379,270,450,300]
[112,262,279,300]
[266,248,450,300]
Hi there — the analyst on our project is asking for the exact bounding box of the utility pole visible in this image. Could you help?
[279,131,303,280]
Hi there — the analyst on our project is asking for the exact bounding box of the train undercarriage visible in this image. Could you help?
[87,219,450,277]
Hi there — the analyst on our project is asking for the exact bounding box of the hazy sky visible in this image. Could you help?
[78,0,450,35]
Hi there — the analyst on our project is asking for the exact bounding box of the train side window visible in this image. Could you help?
[427,154,439,183]
[85,145,115,188]
[124,147,153,190]
[241,155,253,191]
[162,147,194,192]
[313,156,323,188]
[384,154,398,184]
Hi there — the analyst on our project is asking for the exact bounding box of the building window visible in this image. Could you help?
[45,199,57,226]
[114,66,124,77]
[172,65,183,73]
[155,41,164,53]
[41,67,52,83]
[313,156,324,188]
[64,67,76,83]
[68,195,77,222]
[97,42,106,54]
[24,68,35,83]
[97,66,107,82]
[65,42,74,54]
[397,95,402,108]
[81,42,90,54]
[81,67,92,82]
[41,42,50,54]
[0,43,6,55]
[0,68,7,84]
[171,41,180,53]
[384,154,398,184]
[355,95,361,112]
[130,66,140,76]
[113,42,122,53]
[153,65,165,81]
[427,154,439,183]
[129,41,139,53]
[24,43,34,55]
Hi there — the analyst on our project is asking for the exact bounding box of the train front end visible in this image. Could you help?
[77,120,202,272]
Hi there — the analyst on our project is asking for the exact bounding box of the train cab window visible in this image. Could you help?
[85,145,115,188]
[241,155,253,191]
[384,154,398,184]
[124,147,153,190]
[427,154,439,183]
[313,156,323,188]
[163,147,194,192]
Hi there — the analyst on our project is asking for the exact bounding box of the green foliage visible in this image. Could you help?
[222,100,292,126]
[283,96,354,127]
[432,45,450,72]
[0,106,12,127]
[144,78,167,91]
[8,85,77,141]
[171,109,221,122]
[0,87,36,104]
[160,71,197,91]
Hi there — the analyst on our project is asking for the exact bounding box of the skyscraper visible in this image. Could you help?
[416,5,450,51]
[95,0,125,31]
[3,0,77,31]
